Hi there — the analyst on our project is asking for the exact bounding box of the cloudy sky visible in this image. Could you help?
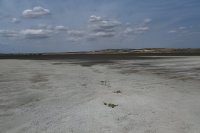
[0,0,200,53]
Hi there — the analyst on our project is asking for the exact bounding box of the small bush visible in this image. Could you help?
[104,102,118,108]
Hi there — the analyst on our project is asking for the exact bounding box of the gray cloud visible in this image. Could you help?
[0,30,19,38]
[22,6,50,18]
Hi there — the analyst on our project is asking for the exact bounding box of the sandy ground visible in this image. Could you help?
[0,56,200,133]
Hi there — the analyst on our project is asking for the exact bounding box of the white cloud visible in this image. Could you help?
[168,26,189,34]
[66,30,85,41]
[178,26,186,30]
[37,24,54,30]
[99,20,121,29]
[1,15,153,42]
[20,29,52,39]
[89,15,121,29]
[11,18,20,23]
[168,30,177,33]
[67,30,85,37]
[0,28,52,39]
[124,26,149,35]
[144,18,152,24]
[88,16,152,40]
[90,32,115,38]
[134,26,149,33]
[124,27,134,34]
[124,18,151,36]
[55,25,68,31]
[0,24,68,40]
[37,25,68,31]
[89,15,103,23]
[88,15,121,39]
[22,6,50,18]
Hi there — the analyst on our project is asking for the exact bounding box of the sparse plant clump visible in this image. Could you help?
[104,102,118,108]
[114,90,121,93]
[108,103,118,108]
[100,80,111,87]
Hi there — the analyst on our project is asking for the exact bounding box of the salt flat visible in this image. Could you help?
[0,57,200,133]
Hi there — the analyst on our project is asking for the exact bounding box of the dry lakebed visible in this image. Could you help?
[0,56,200,133]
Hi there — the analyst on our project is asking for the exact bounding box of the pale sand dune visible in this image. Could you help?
[0,57,200,133]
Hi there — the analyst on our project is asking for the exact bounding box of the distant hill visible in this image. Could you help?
[0,48,200,59]
[89,48,200,54]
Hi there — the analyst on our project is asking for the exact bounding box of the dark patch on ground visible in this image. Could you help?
[193,67,200,71]
[51,60,115,67]
[0,93,42,116]
[16,95,41,107]
[70,60,115,67]
[52,62,69,65]
[81,83,87,88]
[118,69,140,74]
[111,62,200,81]
[30,73,48,83]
